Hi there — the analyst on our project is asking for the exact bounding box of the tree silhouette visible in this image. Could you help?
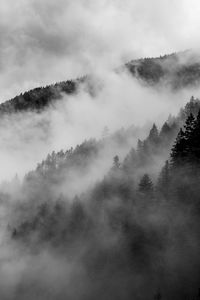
[170,128,186,167]
[190,110,200,162]
[138,174,153,194]
[157,160,170,197]
[148,123,159,145]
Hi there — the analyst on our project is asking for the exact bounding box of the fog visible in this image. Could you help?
[0,1,199,299]
[0,68,198,182]
[0,0,200,101]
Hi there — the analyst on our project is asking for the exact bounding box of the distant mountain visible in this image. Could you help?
[0,77,85,115]
[1,50,200,115]
[125,50,200,89]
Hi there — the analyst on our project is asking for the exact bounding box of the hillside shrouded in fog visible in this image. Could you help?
[1,0,200,300]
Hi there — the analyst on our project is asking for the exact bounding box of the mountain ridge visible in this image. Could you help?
[1,50,200,115]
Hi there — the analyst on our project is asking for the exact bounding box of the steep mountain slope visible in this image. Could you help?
[5,96,200,300]
[9,95,198,202]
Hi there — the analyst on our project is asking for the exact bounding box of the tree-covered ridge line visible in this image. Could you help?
[7,96,200,300]
[126,51,200,88]
[0,51,200,116]
[17,95,200,193]
[0,76,87,115]
[7,95,199,223]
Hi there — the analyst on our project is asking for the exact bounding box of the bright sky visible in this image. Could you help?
[0,0,200,101]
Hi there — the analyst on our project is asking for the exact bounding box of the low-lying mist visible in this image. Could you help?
[1,0,200,299]
[0,69,198,182]
[0,64,199,300]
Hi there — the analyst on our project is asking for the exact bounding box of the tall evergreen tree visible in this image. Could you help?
[184,113,195,140]
[182,113,196,162]
[123,148,137,173]
[137,139,144,154]
[171,112,200,167]
[190,110,200,162]
[170,128,186,167]
[148,123,159,145]
[159,122,171,138]
[157,160,170,197]
[138,174,153,194]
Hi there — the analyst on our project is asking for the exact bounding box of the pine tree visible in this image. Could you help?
[183,113,196,161]
[184,113,195,140]
[190,110,200,162]
[184,96,200,118]
[159,122,173,147]
[157,160,170,197]
[137,139,144,154]
[136,139,149,166]
[148,123,159,145]
[170,128,186,167]
[160,122,171,138]
[123,148,137,173]
[138,174,153,194]
[171,112,200,167]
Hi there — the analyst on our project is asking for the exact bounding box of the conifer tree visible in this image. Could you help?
[157,160,170,197]
[137,139,144,154]
[184,113,195,140]
[148,123,159,145]
[190,110,200,162]
[183,113,196,161]
[170,128,186,167]
[123,148,137,173]
[138,174,153,194]
[171,112,200,166]
[160,122,171,138]
[159,122,173,147]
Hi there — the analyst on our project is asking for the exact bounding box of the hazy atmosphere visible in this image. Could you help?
[0,1,200,300]
[0,0,200,100]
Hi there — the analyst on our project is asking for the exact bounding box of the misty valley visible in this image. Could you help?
[1,51,200,300]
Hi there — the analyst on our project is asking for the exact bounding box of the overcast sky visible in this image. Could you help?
[0,0,200,101]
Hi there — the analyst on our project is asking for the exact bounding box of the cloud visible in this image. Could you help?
[0,3,200,299]
[0,0,199,183]
[0,0,200,101]
[0,68,198,183]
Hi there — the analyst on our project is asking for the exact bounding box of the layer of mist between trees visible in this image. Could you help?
[1,50,200,188]
[2,1,200,298]
[126,50,200,89]
[0,96,199,299]
[0,66,194,182]
[1,50,200,116]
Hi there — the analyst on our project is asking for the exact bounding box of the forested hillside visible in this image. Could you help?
[0,96,199,299]
[2,0,200,299]
[0,51,200,116]
[126,51,200,89]
[0,78,84,114]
